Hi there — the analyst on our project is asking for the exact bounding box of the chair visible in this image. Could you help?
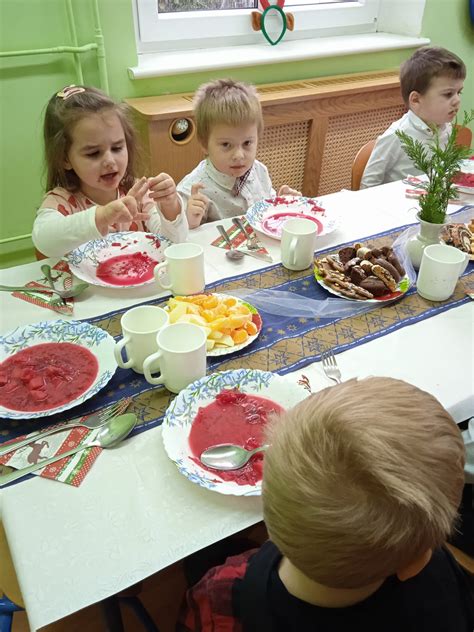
[34,248,47,261]
[446,543,474,575]
[455,124,472,149]
[351,139,375,191]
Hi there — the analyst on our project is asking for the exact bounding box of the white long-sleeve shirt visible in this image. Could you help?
[177,158,275,223]
[360,111,452,189]
[32,186,188,258]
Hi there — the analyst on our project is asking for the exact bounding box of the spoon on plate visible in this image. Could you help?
[0,413,137,486]
[200,443,269,471]
[216,225,245,261]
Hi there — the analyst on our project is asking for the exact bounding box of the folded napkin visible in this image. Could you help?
[211,216,270,257]
[0,399,131,486]
[11,260,74,315]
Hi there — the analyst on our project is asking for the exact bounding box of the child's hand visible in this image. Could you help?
[148,172,180,220]
[278,185,302,197]
[95,196,150,235]
[187,183,209,228]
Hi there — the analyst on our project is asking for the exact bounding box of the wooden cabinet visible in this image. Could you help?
[126,70,405,196]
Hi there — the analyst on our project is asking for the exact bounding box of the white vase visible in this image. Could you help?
[407,213,445,269]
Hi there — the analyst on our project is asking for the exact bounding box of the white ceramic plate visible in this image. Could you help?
[162,369,309,496]
[0,320,117,419]
[164,294,263,357]
[67,231,171,288]
[246,196,338,241]
[314,258,411,303]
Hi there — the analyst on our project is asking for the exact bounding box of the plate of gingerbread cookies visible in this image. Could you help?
[441,221,474,261]
[314,243,411,302]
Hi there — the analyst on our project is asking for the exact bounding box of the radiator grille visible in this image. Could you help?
[318,104,406,195]
[257,120,309,193]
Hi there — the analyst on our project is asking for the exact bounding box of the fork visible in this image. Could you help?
[321,349,342,384]
[0,398,131,457]
[232,217,259,250]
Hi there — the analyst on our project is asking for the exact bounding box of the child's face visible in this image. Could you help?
[410,75,464,127]
[205,122,258,178]
[65,111,128,203]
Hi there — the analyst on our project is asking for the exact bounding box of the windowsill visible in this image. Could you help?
[128,32,430,80]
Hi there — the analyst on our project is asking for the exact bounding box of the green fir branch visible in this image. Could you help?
[395,109,474,224]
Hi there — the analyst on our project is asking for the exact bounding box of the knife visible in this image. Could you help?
[237,247,273,262]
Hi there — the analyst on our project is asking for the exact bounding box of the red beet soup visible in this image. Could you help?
[96,252,157,285]
[189,389,284,486]
[0,342,98,412]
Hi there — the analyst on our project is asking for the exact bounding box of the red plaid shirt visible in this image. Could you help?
[176,549,257,632]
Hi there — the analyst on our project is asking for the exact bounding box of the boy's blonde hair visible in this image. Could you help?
[400,46,466,105]
[193,79,263,146]
[43,86,139,193]
[263,377,465,589]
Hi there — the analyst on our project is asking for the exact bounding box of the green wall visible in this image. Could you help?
[1,0,473,267]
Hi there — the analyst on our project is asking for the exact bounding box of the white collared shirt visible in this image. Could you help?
[360,111,452,189]
[177,158,275,223]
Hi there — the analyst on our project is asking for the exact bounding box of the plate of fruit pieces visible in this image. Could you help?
[162,369,309,496]
[441,220,474,260]
[452,158,474,195]
[164,293,262,355]
[314,243,410,302]
[246,196,338,240]
[67,231,171,289]
[0,320,117,419]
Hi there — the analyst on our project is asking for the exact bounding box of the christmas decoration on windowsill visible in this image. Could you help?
[252,0,294,46]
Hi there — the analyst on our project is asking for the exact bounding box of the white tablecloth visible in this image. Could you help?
[1,181,473,631]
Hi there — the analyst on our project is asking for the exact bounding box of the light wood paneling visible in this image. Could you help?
[126,70,406,196]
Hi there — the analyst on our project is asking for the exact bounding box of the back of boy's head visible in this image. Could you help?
[400,46,466,105]
[263,377,465,589]
[43,85,138,192]
[193,78,263,147]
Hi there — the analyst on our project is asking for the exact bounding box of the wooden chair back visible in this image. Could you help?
[455,125,472,149]
[351,139,376,191]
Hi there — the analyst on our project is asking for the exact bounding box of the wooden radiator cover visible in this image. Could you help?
[126,70,406,196]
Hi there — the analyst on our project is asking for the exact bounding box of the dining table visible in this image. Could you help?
[0,179,473,631]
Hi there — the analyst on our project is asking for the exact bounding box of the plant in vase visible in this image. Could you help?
[396,109,474,268]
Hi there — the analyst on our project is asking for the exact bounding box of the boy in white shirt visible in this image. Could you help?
[177,79,300,228]
[360,47,466,189]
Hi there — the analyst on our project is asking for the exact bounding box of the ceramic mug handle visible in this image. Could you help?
[154,261,172,290]
[143,349,165,386]
[459,252,469,276]
[114,336,134,369]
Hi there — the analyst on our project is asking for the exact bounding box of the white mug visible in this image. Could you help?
[143,323,207,393]
[154,243,205,296]
[417,243,468,302]
[281,218,318,271]
[114,305,169,374]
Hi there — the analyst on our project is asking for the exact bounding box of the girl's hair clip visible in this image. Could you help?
[56,85,86,100]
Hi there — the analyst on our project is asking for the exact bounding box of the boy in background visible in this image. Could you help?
[177,79,300,228]
[361,47,466,188]
[178,378,473,631]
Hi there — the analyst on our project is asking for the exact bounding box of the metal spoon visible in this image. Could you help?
[0,413,137,486]
[200,443,269,471]
[232,217,259,250]
[216,225,245,260]
[0,282,89,299]
[41,264,89,299]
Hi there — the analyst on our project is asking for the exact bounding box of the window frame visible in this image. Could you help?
[133,0,381,54]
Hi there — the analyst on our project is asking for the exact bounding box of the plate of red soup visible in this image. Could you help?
[162,369,309,496]
[0,320,117,419]
[67,231,171,288]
